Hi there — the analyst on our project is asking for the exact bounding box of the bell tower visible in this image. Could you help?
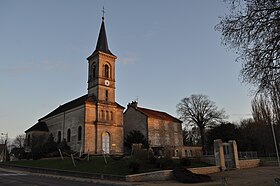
[87,16,116,104]
[84,13,124,155]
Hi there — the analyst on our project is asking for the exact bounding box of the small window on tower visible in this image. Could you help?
[105,90,109,101]
[104,64,109,78]
[92,65,96,78]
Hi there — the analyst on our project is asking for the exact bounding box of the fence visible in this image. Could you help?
[238,151,258,160]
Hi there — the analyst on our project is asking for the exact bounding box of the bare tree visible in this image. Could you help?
[176,94,226,153]
[12,134,25,149]
[216,0,280,92]
[251,94,273,125]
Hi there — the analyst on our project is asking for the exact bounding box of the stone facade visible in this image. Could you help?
[25,17,124,155]
[124,101,183,157]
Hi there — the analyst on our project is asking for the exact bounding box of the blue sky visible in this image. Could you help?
[0,0,252,138]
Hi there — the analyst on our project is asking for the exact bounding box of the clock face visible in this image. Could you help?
[105,80,110,86]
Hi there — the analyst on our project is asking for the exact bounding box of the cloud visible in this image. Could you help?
[119,54,137,65]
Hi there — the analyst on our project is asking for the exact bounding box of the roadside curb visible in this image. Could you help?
[0,163,134,186]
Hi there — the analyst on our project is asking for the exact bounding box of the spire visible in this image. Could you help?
[88,13,114,60]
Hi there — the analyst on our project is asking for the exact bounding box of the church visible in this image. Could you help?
[25,16,124,155]
[25,15,185,157]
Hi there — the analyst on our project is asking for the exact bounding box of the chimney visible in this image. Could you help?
[128,101,138,108]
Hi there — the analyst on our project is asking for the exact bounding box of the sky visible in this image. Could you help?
[0,0,253,139]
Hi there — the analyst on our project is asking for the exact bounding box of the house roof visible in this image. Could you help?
[25,121,49,133]
[87,17,115,60]
[136,107,182,123]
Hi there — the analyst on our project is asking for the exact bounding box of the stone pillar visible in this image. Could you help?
[229,140,240,169]
[214,139,226,171]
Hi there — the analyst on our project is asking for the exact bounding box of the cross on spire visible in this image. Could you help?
[102,6,105,21]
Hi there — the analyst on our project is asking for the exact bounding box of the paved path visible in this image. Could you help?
[139,166,280,186]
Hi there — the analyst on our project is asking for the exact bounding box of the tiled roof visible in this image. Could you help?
[25,121,49,133]
[137,107,182,123]
[39,94,124,121]
[39,95,89,120]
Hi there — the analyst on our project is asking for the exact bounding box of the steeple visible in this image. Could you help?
[87,16,114,60]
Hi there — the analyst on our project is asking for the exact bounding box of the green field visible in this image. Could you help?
[5,156,211,175]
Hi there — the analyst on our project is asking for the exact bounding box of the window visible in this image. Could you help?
[67,128,71,142]
[155,133,160,145]
[27,134,31,146]
[102,132,110,154]
[105,90,109,101]
[106,111,109,120]
[104,64,109,78]
[164,123,168,130]
[78,126,82,141]
[92,65,96,78]
[101,110,104,120]
[174,124,178,132]
[165,134,170,145]
[110,111,113,120]
[174,134,179,146]
[57,131,61,143]
[154,123,159,130]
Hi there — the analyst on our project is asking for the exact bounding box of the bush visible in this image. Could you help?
[149,155,157,164]
[156,157,174,169]
[180,158,191,167]
[133,149,154,160]
[128,160,141,174]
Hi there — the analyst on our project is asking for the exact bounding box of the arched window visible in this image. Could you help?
[102,110,105,120]
[102,132,110,154]
[67,128,71,142]
[106,111,109,120]
[78,126,82,141]
[104,64,109,78]
[57,131,61,143]
[27,134,31,146]
[110,111,113,121]
[92,65,96,78]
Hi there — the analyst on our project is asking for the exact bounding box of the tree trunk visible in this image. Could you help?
[198,126,207,155]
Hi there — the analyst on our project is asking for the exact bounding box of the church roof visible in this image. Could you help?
[39,94,124,121]
[136,106,182,123]
[25,121,49,133]
[39,95,88,120]
[87,17,115,60]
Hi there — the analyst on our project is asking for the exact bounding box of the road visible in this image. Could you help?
[0,168,129,186]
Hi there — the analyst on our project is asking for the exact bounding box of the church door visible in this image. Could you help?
[102,132,110,154]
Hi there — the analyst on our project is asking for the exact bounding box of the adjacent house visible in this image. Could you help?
[124,101,184,157]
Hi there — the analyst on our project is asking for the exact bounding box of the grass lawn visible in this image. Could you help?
[5,156,212,175]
